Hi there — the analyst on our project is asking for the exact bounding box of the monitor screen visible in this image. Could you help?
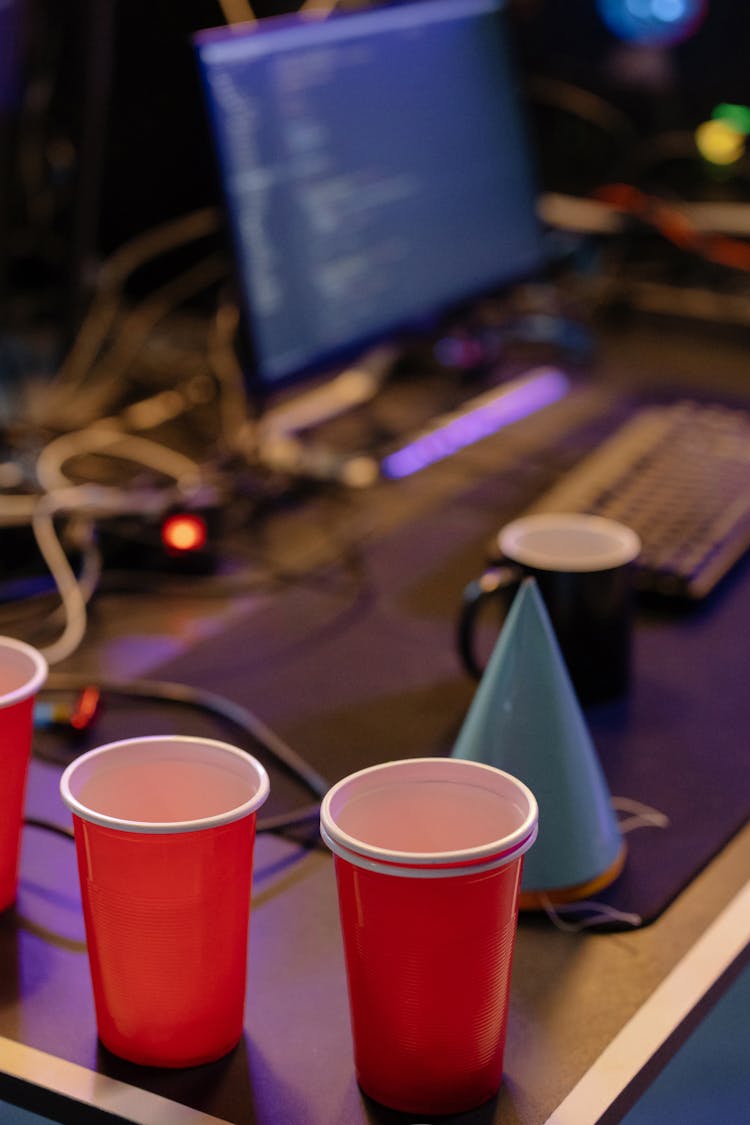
[195,0,545,398]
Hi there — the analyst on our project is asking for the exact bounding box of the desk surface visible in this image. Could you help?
[2,320,750,1125]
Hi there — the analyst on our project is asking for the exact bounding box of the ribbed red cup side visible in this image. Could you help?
[73,814,257,1067]
[333,852,525,1115]
[0,697,35,911]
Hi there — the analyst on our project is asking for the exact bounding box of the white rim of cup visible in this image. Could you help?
[320,758,538,878]
[60,735,270,835]
[499,512,641,573]
[0,636,48,709]
[320,821,539,879]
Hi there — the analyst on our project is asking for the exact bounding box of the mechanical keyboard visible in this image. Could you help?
[527,398,750,598]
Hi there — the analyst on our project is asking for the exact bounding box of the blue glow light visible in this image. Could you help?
[652,0,687,21]
[381,368,570,479]
[598,0,706,45]
[626,0,654,17]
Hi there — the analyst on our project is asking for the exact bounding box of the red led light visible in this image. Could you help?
[161,513,208,553]
[70,685,102,731]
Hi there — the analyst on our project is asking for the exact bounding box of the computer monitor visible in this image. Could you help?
[194,0,545,408]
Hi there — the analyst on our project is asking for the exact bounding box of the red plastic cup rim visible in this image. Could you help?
[0,636,48,709]
[320,758,538,878]
[60,735,270,835]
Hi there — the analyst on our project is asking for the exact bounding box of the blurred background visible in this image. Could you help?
[3,0,750,362]
[2,0,750,653]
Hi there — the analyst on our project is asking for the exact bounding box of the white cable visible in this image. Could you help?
[528,76,637,141]
[613,796,671,834]
[121,388,191,432]
[35,427,202,493]
[538,797,671,932]
[62,531,102,610]
[298,0,341,14]
[207,297,251,450]
[218,0,256,22]
[32,485,180,665]
[540,896,643,933]
[29,396,206,664]
[32,500,89,666]
[63,252,228,428]
[52,207,220,397]
[539,191,750,237]
[0,494,38,526]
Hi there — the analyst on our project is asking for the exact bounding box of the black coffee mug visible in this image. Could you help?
[458,512,641,704]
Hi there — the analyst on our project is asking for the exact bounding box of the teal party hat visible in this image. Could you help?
[452,578,624,902]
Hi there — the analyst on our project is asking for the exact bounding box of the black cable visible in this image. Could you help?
[25,816,74,841]
[29,671,330,840]
[46,671,331,797]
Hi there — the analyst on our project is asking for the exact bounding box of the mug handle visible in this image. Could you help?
[457,564,522,679]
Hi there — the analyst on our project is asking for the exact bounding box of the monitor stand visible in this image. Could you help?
[247,342,572,489]
[253,345,399,488]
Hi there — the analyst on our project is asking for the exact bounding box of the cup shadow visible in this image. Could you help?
[361,1088,501,1125]
[0,908,21,1039]
[97,1032,258,1124]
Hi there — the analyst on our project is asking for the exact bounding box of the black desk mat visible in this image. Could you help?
[142,496,750,931]
[5,435,750,1124]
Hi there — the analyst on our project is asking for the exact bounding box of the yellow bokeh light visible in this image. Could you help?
[695,119,745,166]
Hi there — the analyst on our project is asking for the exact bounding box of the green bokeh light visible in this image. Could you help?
[712,103,750,137]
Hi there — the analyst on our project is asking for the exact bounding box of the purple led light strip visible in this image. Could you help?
[381,367,571,479]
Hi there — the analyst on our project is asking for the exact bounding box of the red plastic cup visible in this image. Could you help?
[0,637,48,912]
[60,735,270,1067]
[321,757,538,1116]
